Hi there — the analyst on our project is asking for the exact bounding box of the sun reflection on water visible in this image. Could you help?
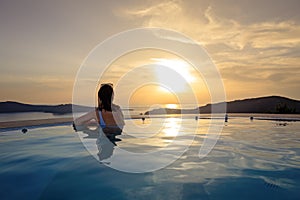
[162,117,182,137]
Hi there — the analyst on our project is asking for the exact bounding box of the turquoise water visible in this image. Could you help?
[0,117,300,199]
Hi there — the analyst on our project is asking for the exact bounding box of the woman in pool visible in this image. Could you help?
[73,83,125,138]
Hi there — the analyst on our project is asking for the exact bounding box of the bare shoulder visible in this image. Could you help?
[112,104,121,111]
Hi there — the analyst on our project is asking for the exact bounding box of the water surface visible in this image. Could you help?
[0,117,299,199]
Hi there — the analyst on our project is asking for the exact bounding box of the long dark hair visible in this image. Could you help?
[98,84,114,111]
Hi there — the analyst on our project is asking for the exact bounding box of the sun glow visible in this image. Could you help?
[128,84,180,105]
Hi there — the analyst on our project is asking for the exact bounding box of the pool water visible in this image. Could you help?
[0,117,299,199]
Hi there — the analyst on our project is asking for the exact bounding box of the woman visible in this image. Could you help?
[73,83,125,138]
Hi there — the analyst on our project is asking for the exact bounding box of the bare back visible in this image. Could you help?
[101,110,118,126]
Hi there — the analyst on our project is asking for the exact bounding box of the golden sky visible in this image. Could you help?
[0,0,299,105]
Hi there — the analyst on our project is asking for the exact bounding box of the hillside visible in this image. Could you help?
[200,96,299,113]
[0,101,91,114]
[145,96,300,115]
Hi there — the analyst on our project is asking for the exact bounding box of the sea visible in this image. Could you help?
[0,109,300,199]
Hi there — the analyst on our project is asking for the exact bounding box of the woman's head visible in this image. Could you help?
[98,83,114,111]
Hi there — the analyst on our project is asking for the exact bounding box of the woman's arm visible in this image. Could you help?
[73,109,98,126]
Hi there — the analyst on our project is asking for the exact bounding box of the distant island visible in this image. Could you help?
[0,96,299,114]
[145,96,300,115]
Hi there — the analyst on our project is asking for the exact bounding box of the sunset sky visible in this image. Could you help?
[0,0,299,106]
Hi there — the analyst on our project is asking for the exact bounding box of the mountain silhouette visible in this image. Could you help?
[145,96,300,115]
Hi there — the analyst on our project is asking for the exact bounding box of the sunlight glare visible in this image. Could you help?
[165,104,178,109]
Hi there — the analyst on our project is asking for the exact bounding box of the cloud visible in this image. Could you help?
[122,1,300,52]
[120,0,300,100]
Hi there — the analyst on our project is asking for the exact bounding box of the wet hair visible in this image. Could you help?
[98,84,114,111]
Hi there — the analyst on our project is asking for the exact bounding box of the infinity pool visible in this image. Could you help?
[0,117,299,199]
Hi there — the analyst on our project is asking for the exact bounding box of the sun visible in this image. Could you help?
[152,58,196,93]
[153,58,195,82]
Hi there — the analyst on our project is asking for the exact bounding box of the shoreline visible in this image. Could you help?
[0,117,74,131]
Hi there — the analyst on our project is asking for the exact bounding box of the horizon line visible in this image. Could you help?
[1,95,299,106]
